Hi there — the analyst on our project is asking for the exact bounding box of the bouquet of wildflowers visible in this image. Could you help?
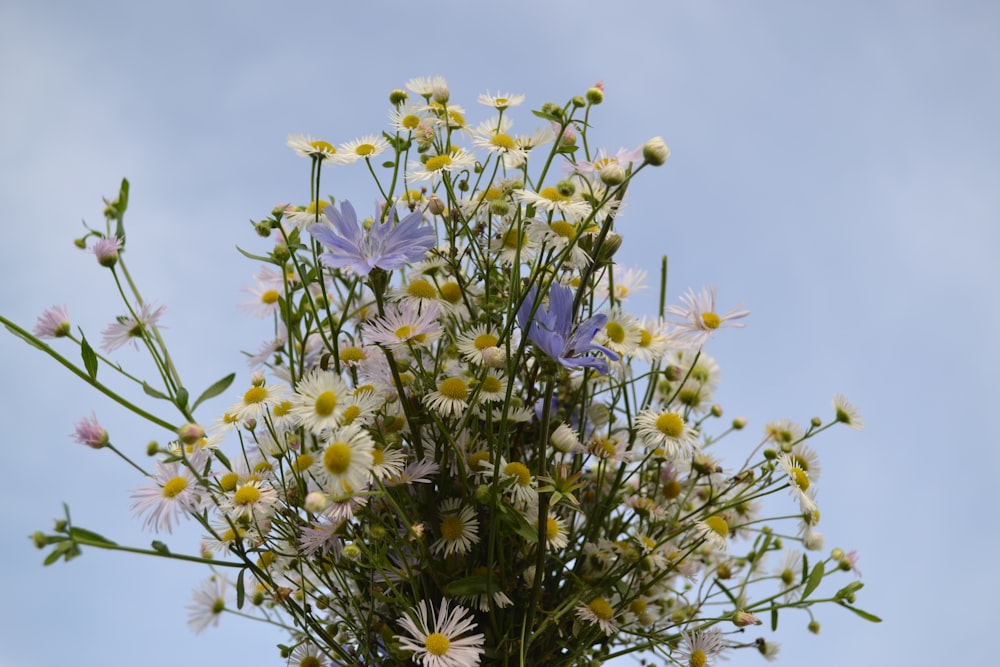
[6,76,878,667]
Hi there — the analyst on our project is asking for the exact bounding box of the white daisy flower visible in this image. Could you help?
[431,498,481,557]
[833,393,865,430]
[186,575,228,634]
[575,596,618,636]
[425,376,471,418]
[408,148,477,184]
[665,286,749,348]
[130,460,201,533]
[677,628,727,667]
[635,408,700,458]
[476,91,525,110]
[516,187,593,221]
[338,134,390,163]
[394,599,485,667]
[316,423,375,496]
[291,369,351,435]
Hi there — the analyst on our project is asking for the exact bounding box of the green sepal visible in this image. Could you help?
[80,335,98,380]
[192,372,235,411]
[151,540,170,554]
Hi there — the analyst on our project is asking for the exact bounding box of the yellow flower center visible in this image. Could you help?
[243,386,268,404]
[300,656,321,667]
[425,155,453,172]
[701,312,721,330]
[596,438,617,458]
[629,598,647,615]
[689,649,707,667]
[234,484,261,506]
[402,114,420,130]
[438,377,469,401]
[790,467,810,491]
[502,226,525,249]
[439,281,462,304]
[218,472,238,491]
[324,442,352,475]
[494,97,508,107]
[372,448,385,466]
[394,325,427,343]
[705,515,729,538]
[606,321,626,343]
[341,405,361,424]
[273,400,294,417]
[662,480,682,499]
[539,187,568,203]
[655,413,685,438]
[549,220,576,238]
[639,329,652,347]
[504,461,531,486]
[354,143,376,156]
[545,516,560,541]
[162,476,188,498]
[468,451,490,470]
[490,133,516,150]
[440,514,466,541]
[314,391,338,417]
[340,346,366,363]
[480,376,502,393]
[425,632,451,656]
[406,279,437,299]
[260,289,280,305]
[474,333,499,350]
[293,453,314,472]
[594,157,616,171]
[587,597,614,620]
[309,140,335,153]
[481,186,503,201]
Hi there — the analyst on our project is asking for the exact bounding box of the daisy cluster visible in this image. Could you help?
[13,76,877,667]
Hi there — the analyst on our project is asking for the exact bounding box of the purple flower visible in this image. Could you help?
[32,305,71,339]
[71,412,108,448]
[310,200,436,277]
[91,236,123,267]
[517,282,618,374]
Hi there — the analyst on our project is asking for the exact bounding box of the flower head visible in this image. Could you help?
[100,303,166,353]
[517,282,619,374]
[311,200,436,277]
[32,305,71,339]
[394,599,485,667]
[665,286,749,348]
[71,412,108,449]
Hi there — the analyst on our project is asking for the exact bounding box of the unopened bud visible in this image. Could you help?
[710,404,724,418]
[585,86,604,105]
[555,179,576,197]
[732,417,747,430]
[427,194,446,216]
[432,82,450,104]
[389,88,408,105]
[642,137,671,166]
[733,611,762,627]
[599,163,627,186]
[251,371,266,386]
[571,95,586,108]
[304,491,329,513]
[808,620,821,634]
[177,423,205,445]
[811,416,822,428]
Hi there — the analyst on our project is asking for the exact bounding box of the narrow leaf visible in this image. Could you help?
[192,372,235,411]
[117,178,130,213]
[236,568,246,609]
[802,561,825,599]
[3,323,47,351]
[142,382,169,400]
[714,578,738,606]
[236,245,275,263]
[68,526,117,547]
[174,386,189,411]
[770,603,778,631]
[839,603,882,623]
[444,572,494,597]
[80,336,98,380]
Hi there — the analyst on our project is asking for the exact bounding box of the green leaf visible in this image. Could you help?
[117,178,130,214]
[80,335,98,380]
[68,526,117,547]
[770,603,778,631]
[714,578,738,606]
[192,373,235,411]
[142,381,169,400]
[151,540,170,554]
[444,572,495,597]
[801,553,809,586]
[236,245,276,264]
[839,603,882,623]
[174,386,189,411]
[236,568,246,609]
[214,449,232,471]
[835,581,865,600]
[802,561,825,599]
[3,322,47,351]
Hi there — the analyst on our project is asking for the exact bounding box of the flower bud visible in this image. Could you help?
[432,81,450,104]
[91,237,122,268]
[389,88,408,105]
[475,484,491,504]
[586,85,604,105]
[482,346,505,369]
[733,611,762,627]
[427,194,446,216]
[342,544,361,561]
[808,620,821,634]
[732,417,747,430]
[571,95,586,108]
[489,199,510,217]
[74,237,87,249]
[599,163,627,186]
[803,530,825,551]
[304,491,329,513]
[811,416,822,427]
[251,370,266,386]
[555,179,576,197]
[177,423,205,445]
[642,137,671,166]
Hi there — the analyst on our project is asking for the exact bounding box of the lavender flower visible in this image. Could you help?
[310,200,435,277]
[71,413,108,449]
[517,282,618,374]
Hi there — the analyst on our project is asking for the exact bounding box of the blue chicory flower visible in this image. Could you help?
[517,282,619,374]
[310,200,436,277]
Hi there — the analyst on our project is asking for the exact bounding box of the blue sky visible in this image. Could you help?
[2,1,998,665]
